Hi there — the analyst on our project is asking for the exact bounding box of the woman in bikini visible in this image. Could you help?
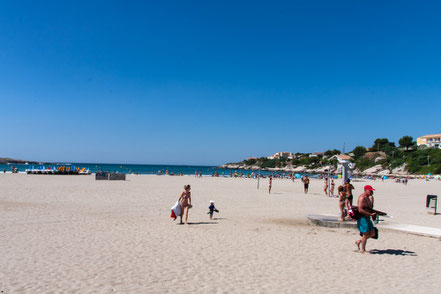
[344,179,355,206]
[338,185,346,221]
[178,184,192,225]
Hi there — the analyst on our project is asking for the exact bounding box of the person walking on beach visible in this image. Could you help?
[178,185,192,225]
[344,179,355,206]
[355,185,376,254]
[330,179,335,196]
[304,176,310,194]
[268,175,273,194]
[323,177,328,195]
[207,200,219,220]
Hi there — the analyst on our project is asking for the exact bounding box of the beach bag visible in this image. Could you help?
[373,227,379,239]
[170,201,181,220]
[347,204,363,220]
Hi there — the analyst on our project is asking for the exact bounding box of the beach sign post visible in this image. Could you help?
[426,195,438,215]
[257,169,261,189]
[336,154,353,185]
[327,169,331,197]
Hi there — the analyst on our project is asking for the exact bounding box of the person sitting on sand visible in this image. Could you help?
[178,185,192,225]
[207,200,219,220]
[355,185,376,254]
[338,186,346,221]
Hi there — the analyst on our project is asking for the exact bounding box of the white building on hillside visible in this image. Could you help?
[417,134,441,149]
[267,152,294,160]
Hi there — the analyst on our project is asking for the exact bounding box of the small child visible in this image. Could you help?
[207,200,219,220]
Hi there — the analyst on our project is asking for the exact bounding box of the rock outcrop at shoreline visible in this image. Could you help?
[219,164,338,174]
[391,164,409,175]
[219,162,414,177]
[0,157,39,164]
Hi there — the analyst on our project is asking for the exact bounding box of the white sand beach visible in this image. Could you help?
[1,174,441,293]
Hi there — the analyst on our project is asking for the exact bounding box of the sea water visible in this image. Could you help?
[0,163,280,177]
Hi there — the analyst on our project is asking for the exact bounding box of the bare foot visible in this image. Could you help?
[355,240,361,251]
[338,218,344,222]
[361,250,371,255]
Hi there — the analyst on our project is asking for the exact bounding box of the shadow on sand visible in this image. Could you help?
[369,249,417,256]
[183,222,218,225]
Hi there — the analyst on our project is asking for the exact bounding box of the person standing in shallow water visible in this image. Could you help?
[178,185,192,225]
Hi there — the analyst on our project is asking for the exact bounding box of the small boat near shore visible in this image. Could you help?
[25,166,91,175]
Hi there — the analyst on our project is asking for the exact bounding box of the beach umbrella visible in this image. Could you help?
[295,173,301,178]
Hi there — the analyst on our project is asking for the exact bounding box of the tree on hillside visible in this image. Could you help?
[244,158,257,165]
[324,149,341,157]
[353,146,367,158]
[372,138,389,151]
[399,136,414,151]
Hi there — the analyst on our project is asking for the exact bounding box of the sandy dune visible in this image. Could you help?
[1,174,440,293]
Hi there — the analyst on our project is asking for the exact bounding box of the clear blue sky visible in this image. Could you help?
[1,0,441,165]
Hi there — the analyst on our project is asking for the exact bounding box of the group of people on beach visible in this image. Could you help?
[175,177,381,254]
[323,177,335,195]
[337,179,355,221]
[336,179,382,253]
[268,175,310,194]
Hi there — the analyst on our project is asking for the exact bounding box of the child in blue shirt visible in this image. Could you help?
[208,200,219,220]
